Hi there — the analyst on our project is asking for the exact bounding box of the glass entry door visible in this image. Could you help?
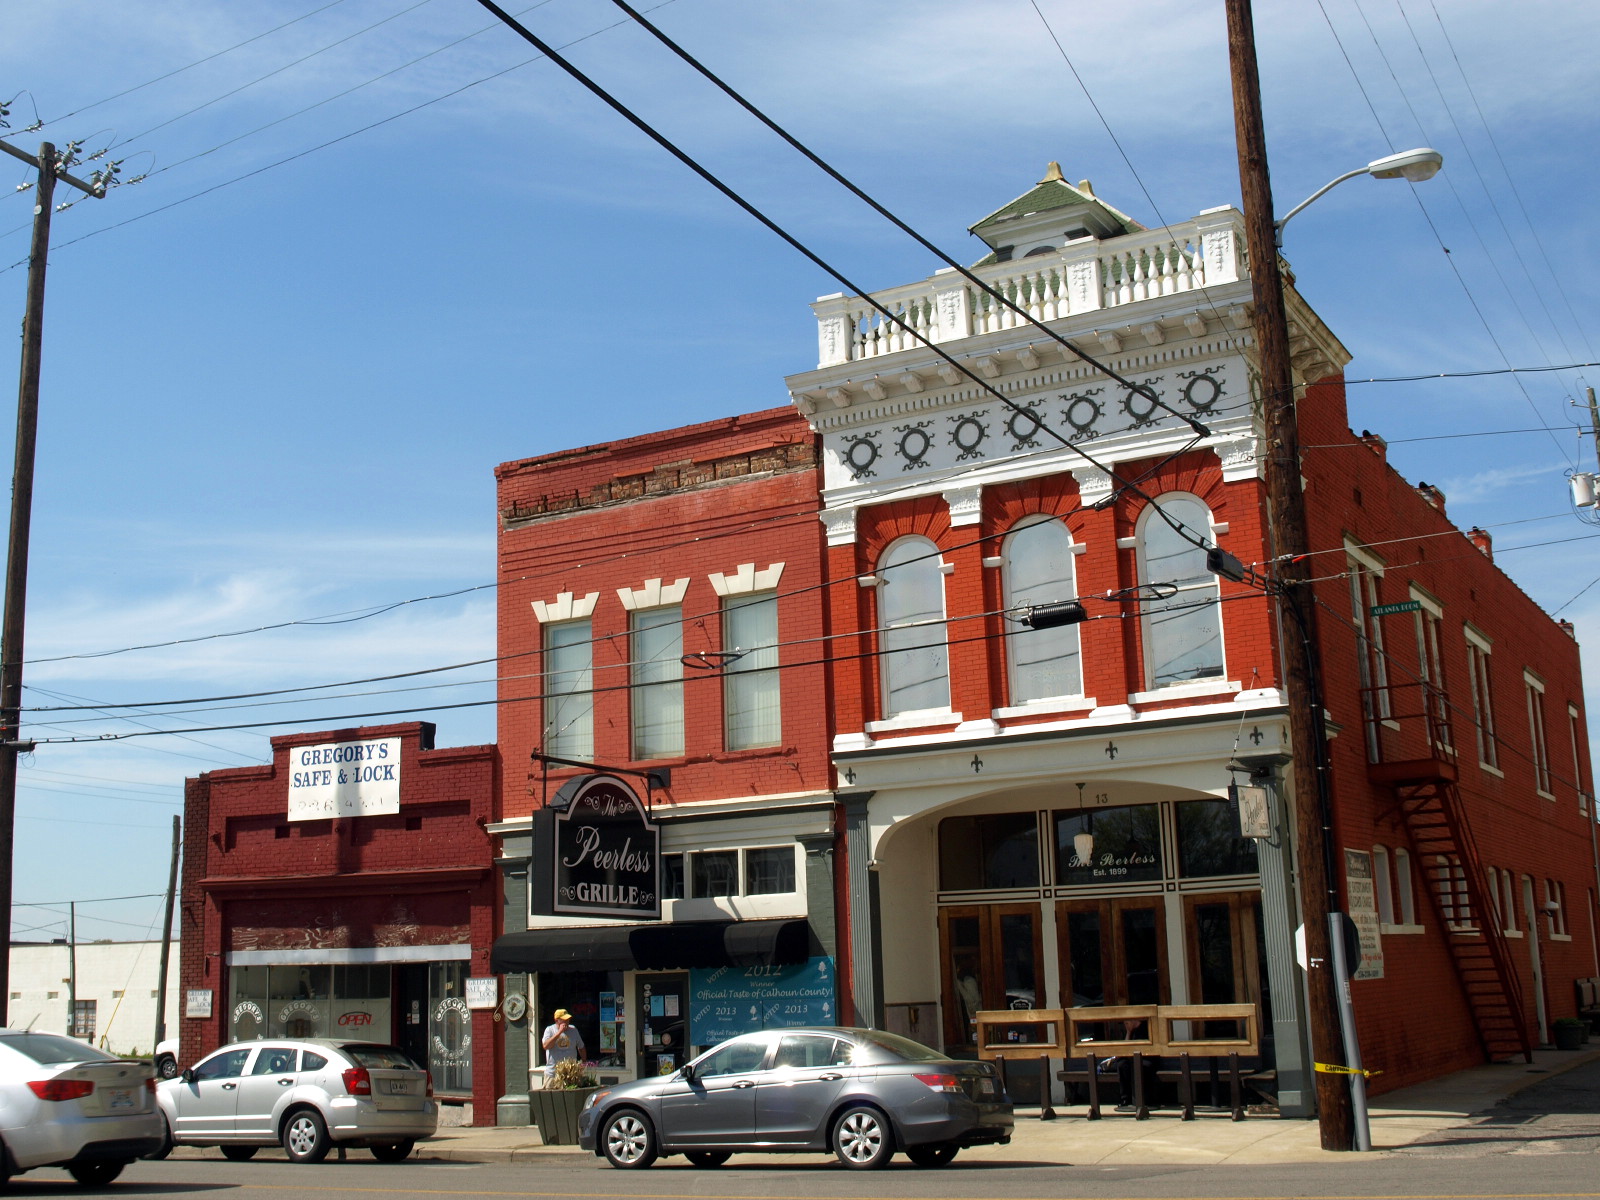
[937,903,1043,1051]
[1182,892,1268,1023]
[1055,897,1168,1009]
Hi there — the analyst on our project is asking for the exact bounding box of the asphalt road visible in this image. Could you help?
[8,1152,1596,1200]
[12,1062,1597,1199]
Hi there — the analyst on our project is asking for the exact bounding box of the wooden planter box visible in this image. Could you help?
[531,1087,598,1145]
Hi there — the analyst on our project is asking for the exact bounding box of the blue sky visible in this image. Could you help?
[0,0,1594,942]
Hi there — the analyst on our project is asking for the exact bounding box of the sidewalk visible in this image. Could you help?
[414,1044,1600,1166]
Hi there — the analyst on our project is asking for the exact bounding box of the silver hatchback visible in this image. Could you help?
[577,1026,1012,1170]
[153,1039,437,1163]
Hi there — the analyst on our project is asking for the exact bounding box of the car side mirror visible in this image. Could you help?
[181,1067,195,1084]
[679,1063,695,1083]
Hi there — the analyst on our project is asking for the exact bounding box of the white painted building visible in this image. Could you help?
[9,941,180,1057]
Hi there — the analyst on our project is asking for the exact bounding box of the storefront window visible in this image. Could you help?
[744,847,795,894]
[1053,804,1162,885]
[938,813,1039,890]
[536,970,628,1073]
[1175,798,1258,878]
[428,963,471,1094]
[692,851,739,898]
[269,965,331,1038]
[229,965,269,1041]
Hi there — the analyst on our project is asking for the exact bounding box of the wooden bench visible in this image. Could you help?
[1054,1003,1264,1121]
[1576,977,1600,1027]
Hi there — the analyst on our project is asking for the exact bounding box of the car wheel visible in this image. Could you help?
[68,1160,126,1186]
[155,1054,180,1080]
[832,1105,894,1170]
[142,1114,174,1161]
[220,1145,259,1162]
[600,1109,657,1169]
[683,1150,732,1167]
[370,1140,415,1163]
[281,1109,331,1164]
[905,1142,959,1167]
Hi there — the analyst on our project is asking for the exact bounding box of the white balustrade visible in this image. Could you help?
[810,211,1244,368]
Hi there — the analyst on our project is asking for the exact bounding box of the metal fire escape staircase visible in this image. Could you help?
[1364,682,1533,1064]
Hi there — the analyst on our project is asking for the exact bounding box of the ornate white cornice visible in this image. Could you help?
[709,562,785,596]
[617,577,691,611]
[530,591,599,623]
[943,485,983,527]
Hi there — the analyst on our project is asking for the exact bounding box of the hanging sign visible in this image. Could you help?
[287,736,401,821]
[551,775,660,920]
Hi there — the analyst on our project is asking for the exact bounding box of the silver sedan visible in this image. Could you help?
[577,1026,1012,1170]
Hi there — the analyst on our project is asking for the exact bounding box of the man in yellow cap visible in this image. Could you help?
[541,1007,586,1082]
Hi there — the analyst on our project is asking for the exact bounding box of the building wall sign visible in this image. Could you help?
[552,775,660,920]
[689,957,836,1044]
[1343,848,1385,980]
[287,736,402,821]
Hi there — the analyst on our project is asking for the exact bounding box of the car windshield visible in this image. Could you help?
[3,1033,118,1065]
[342,1044,418,1070]
[847,1029,952,1064]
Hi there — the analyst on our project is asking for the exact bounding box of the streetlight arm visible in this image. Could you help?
[1274,166,1370,245]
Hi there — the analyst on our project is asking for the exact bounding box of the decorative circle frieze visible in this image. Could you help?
[1181,373,1222,411]
[1121,386,1160,423]
[895,422,934,470]
[843,434,881,479]
[947,412,988,461]
[1063,394,1103,435]
[1005,405,1044,448]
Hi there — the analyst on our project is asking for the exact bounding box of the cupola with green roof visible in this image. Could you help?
[968,161,1145,265]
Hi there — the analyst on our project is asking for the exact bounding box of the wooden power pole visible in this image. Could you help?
[0,140,107,1023]
[1224,0,1356,1150]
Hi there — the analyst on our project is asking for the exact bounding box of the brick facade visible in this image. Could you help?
[181,722,501,1123]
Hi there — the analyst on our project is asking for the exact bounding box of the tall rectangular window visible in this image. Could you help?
[1347,550,1390,758]
[631,605,684,759]
[1545,879,1568,936]
[1413,595,1452,752]
[723,592,780,750]
[1465,627,1498,770]
[1570,704,1588,815]
[543,620,593,760]
[1525,672,1551,797]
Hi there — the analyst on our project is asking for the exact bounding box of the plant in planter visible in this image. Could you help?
[530,1059,600,1144]
[1552,1017,1588,1051]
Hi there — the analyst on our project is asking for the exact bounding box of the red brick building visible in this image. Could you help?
[180,722,500,1121]
[486,409,839,1124]
[782,166,1599,1113]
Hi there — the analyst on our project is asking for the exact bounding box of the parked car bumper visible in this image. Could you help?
[892,1094,1014,1149]
[324,1096,439,1141]
[7,1110,165,1172]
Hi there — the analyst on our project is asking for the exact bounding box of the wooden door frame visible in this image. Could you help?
[1054,895,1171,1008]
[936,902,1044,1050]
[1180,891,1262,1006]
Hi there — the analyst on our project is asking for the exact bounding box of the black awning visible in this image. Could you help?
[490,919,812,974]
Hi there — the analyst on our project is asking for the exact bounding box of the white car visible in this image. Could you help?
[152,1039,437,1163]
[0,1029,164,1187]
[153,1037,179,1080]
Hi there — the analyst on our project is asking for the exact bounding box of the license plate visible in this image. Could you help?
[382,1080,409,1095]
[105,1087,135,1110]
[978,1078,995,1095]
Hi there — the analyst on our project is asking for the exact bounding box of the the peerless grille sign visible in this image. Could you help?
[551,775,660,920]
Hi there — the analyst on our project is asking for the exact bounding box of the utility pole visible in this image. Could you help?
[1224,0,1356,1150]
[67,900,76,1036]
[154,815,180,1053]
[0,139,107,1024]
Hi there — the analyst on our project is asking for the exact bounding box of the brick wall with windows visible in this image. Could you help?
[1299,376,1597,1088]
[179,722,499,1122]
[495,408,830,819]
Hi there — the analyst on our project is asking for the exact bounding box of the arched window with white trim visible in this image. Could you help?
[1004,516,1082,704]
[878,536,950,717]
[1137,495,1223,688]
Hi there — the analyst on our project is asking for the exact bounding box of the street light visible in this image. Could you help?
[1274,147,1443,245]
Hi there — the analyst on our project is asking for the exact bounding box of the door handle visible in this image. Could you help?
[732,1080,756,1089]
[819,1073,844,1081]
[221,1083,236,1090]
[278,1078,293,1086]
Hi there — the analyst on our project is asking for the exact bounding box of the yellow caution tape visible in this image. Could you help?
[1314,1062,1382,1078]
